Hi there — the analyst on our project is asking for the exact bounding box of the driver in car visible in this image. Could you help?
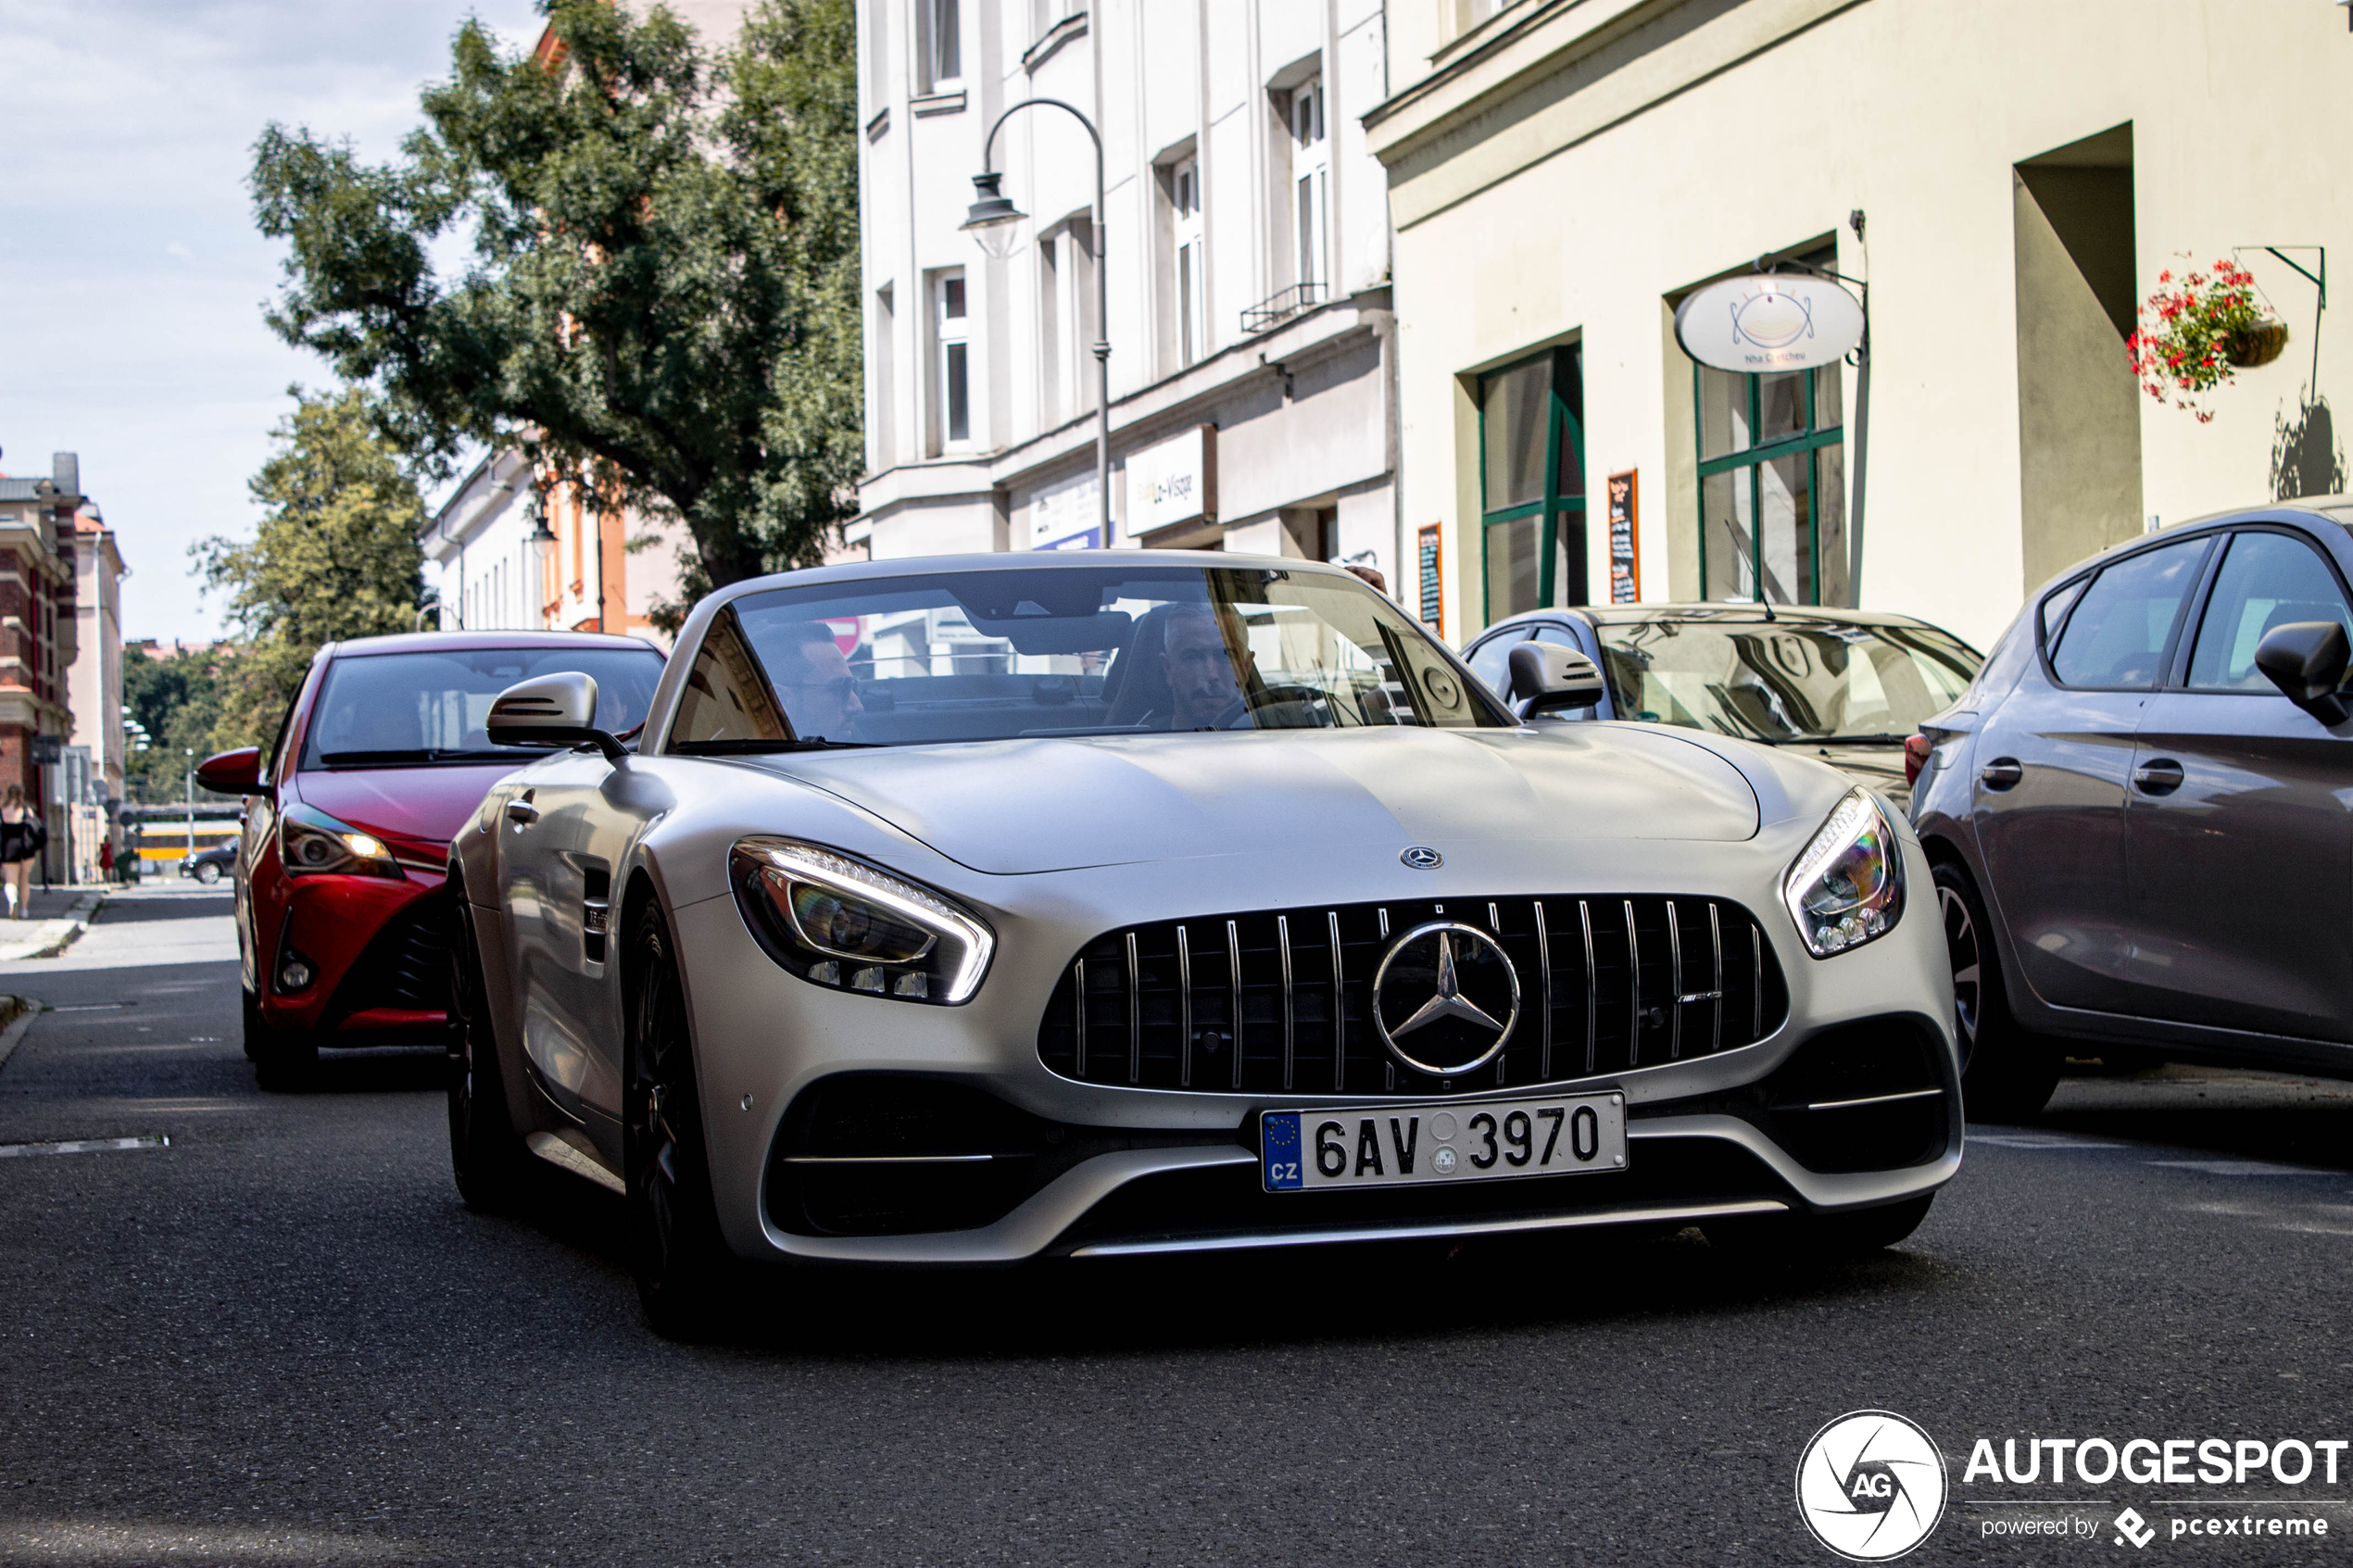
[772,622,865,740]
[1158,605,1252,730]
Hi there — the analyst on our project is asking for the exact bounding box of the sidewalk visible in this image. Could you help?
[0,884,112,961]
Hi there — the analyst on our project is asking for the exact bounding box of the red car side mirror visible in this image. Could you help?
[195,746,267,796]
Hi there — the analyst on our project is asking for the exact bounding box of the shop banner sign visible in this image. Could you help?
[1124,425,1217,537]
[1606,470,1640,604]
[1674,274,1863,372]
[1417,524,1443,628]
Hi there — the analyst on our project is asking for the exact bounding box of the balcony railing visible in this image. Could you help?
[1239,282,1326,335]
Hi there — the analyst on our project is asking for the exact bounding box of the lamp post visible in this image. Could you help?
[963,99,1111,545]
[527,514,559,629]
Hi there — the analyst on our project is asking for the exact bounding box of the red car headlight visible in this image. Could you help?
[278,803,403,879]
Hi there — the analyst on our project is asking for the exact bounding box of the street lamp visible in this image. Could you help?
[963,98,1111,545]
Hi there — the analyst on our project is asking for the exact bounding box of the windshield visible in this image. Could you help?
[301,646,666,769]
[666,565,1504,751]
[1594,617,1980,744]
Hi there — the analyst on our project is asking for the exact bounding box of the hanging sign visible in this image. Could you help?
[1606,470,1640,604]
[1124,425,1217,537]
[1416,524,1443,628]
[1674,273,1863,372]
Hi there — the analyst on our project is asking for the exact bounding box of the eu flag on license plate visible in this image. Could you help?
[1262,1112,1303,1190]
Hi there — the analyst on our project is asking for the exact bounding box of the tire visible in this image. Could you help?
[195,861,222,885]
[447,890,530,1212]
[245,986,317,1092]
[1933,859,2059,1123]
[623,901,734,1339]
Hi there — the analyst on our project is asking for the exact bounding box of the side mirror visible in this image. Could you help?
[2254,621,2350,724]
[1507,642,1608,720]
[485,672,626,761]
[194,746,267,796]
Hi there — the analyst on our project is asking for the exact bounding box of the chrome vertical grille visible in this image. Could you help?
[1036,894,1788,1098]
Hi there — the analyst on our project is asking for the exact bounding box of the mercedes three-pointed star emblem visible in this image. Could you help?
[1369,921,1521,1077]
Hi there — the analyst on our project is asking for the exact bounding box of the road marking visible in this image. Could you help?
[47,1002,130,1011]
[0,1134,169,1159]
[2147,1159,2340,1177]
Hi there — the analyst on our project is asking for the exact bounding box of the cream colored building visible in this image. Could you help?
[1370,0,2353,652]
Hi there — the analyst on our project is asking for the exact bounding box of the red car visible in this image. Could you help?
[195,632,667,1088]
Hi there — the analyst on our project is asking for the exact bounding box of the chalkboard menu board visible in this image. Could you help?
[1607,470,1640,604]
[1416,524,1443,627]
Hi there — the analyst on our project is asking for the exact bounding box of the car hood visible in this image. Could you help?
[1789,743,1912,810]
[754,725,1761,875]
[291,763,523,848]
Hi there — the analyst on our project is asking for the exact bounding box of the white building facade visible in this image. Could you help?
[857,0,1404,583]
[422,451,686,646]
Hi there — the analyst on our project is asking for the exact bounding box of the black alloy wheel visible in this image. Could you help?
[1931,860,2059,1123]
[244,986,317,1092]
[447,885,529,1212]
[623,901,733,1339]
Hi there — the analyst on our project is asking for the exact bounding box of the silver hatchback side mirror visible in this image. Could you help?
[1508,642,1608,721]
[486,671,627,760]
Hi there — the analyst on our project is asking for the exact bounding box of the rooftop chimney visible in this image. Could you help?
[51,453,79,497]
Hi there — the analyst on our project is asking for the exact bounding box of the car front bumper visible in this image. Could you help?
[667,830,1961,1266]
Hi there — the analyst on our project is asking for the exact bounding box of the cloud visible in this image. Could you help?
[0,0,548,642]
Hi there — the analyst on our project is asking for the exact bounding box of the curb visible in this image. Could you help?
[0,997,35,1076]
[0,890,107,962]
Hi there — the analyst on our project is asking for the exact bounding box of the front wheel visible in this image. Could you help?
[447,892,530,1212]
[1933,860,2059,1122]
[624,902,735,1339]
[195,861,222,885]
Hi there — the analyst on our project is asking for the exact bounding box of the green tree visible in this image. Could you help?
[193,388,426,744]
[121,646,232,796]
[250,0,862,614]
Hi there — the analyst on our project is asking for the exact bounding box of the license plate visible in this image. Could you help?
[1260,1093,1628,1192]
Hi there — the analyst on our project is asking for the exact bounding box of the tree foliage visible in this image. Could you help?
[121,647,232,796]
[192,388,426,744]
[250,0,862,609]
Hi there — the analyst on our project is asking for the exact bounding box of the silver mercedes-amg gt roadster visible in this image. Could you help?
[446,553,1958,1334]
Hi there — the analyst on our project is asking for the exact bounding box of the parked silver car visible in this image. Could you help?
[1461,605,1982,810]
[447,553,1960,1335]
[1911,498,2353,1118]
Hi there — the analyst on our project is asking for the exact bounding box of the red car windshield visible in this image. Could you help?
[300,647,666,769]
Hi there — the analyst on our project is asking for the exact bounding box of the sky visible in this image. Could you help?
[0,0,547,644]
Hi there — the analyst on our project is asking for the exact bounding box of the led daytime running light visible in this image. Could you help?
[735,837,994,1004]
[1781,788,1905,959]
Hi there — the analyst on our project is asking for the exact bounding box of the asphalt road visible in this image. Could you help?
[5,886,2353,1565]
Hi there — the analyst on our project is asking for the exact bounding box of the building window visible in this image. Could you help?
[1695,358,1845,606]
[933,270,970,450]
[1038,235,1063,427]
[1443,0,1504,43]
[917,0,960,90]
[1289,74,1327,294]
[1478,345,1587,621]
[1171,157,1203,366]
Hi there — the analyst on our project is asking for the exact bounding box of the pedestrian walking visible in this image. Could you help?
[0,785,45,919]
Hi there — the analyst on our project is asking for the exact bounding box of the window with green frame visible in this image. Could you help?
[1695,355,1847,608]
[1478,345,1586,621]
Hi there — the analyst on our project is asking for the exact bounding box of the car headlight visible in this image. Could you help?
[729,836,994,1005]
[1781,788,1905,958]
[278,803,401,879]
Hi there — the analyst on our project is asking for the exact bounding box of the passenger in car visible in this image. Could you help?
[770,621,865,740]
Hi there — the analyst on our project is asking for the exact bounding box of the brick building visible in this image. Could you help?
[0,454,86,877]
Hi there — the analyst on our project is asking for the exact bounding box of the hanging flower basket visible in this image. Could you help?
[2225,318,2290,369]
[2127,257,2284,422]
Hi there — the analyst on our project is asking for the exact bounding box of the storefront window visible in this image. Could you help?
[1696,355,1846,607]
[1478,345,1586,621]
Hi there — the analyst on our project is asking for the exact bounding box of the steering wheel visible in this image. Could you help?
[1214,685,1336,730]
